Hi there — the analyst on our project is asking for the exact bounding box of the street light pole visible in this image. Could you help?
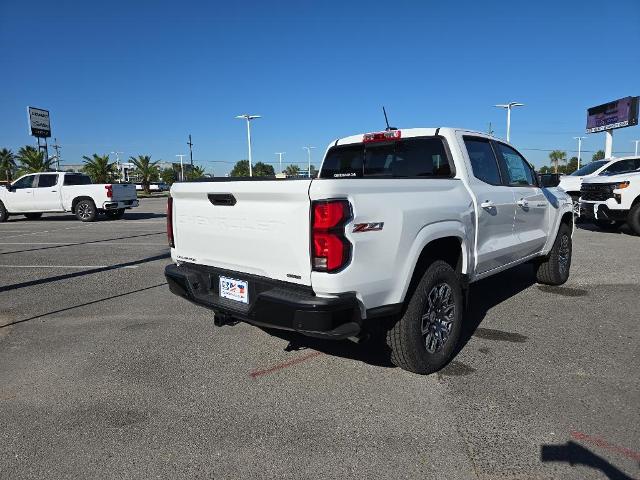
[494,102,524,142]
[275,152,285,173]
[303,146,315,178]
[235,114,261,177]
[176,154,186,181]
[573,137,585,169]
[633,140,640,156]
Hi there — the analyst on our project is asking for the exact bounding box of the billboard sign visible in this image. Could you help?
[27,107,51,138]
[586,96,638,133]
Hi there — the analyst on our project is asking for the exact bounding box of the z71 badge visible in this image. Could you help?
[353,222,384,233]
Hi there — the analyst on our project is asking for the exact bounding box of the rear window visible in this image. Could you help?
[320,137,452,179]
[64,174,92,185]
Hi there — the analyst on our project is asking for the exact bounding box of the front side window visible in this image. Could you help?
[320,137,452,179]
[463,137,502,185]
[37,174,58,188]
[495,143,536,186]
[12,175,36,189]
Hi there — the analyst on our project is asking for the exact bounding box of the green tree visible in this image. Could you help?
[548,150,567,174]
[160,168,177,185]
[82,154,116,183]
[592,150,605,162]
[186,165,206,180]
[129,155,159,193]
[0,148,16,182]
[230,160,250,177]
[284,164,301,177]
[253,162,275,177]
[309,164,319,177]
[17,146,54,175]
[538,165,550,174]
[565,156,578,174]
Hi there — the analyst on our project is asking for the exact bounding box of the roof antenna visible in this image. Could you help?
[383,106,397,131]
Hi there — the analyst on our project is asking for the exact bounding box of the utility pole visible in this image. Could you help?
[494,102,524,142]
[110,151,124,182]
[633,140,640,156]
[187,134,194,166]
[303,146,315,178]
[176,154,186,181]
[573,137,585,170]
[235,114,261,177]
[487,122,494,136]
[51,137,61,171]
[275,152,285,173]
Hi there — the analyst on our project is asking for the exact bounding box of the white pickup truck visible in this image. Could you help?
[165,128,574,374]
[0,172,138,222]
[579,163,640,234]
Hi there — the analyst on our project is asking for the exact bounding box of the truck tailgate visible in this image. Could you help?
[170,180,313,285]
[112,183,137,201]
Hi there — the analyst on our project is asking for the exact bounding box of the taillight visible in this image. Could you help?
[105,184,113,198]
[311,200,351,272]
[363,130,401,143]
[167,197,174,248]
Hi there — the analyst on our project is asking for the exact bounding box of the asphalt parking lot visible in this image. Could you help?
[0,197,638,480]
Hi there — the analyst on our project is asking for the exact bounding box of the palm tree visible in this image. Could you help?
[82,154,117,183]
[129,155,159,193]
[284,164,301,177]
[17,146,54,175]
[548,150,567,174]
[0,148,16,182]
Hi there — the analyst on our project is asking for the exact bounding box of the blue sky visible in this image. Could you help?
[1,0,639,175]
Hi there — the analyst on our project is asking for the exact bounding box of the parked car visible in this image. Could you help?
[0,172,138,222]
[164,128,574,374]
[580,167,640,234]
[559,156,640,209]
[135,182,169,192]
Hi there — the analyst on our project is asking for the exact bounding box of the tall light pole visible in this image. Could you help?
[633,140,640,156]
[176,154,186,181]
[494,102,524,142]
[573,137,585,170]
[235,114,261,177]
[275,152,285,173]
[110,151,123,181]
[303,146,315,178]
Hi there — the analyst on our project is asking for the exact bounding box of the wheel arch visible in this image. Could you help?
[71,196,95,213]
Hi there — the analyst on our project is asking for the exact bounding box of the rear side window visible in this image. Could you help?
[320,137,452,179]
[63,174,92,185]
[463,137,502,185]
[37,174,58,188]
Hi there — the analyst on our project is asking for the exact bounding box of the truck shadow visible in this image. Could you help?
[6,212,165,222]
[576,222,635,236]
[261,263,536,371]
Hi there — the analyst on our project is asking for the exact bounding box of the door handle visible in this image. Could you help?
[50,190,57,192]
[480,200,495,209]
[517,198,529,208]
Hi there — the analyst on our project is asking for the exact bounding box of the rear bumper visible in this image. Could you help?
[102,199,139,210]
[164,263,361,340]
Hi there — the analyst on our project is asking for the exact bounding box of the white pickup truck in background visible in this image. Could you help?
[165,127,574,374]
[0,172,138,222]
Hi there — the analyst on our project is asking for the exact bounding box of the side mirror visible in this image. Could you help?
[538,173,561,188]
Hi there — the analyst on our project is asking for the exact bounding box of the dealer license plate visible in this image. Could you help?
[219,276,249,304]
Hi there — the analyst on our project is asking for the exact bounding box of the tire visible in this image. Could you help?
[535,222,572,286]
[75,199,97,222]
[386,260,464,375]
[627,202,640,236]
[24,213,43,220]
[105,209,125,220]
[594,219,623,231]
[0,201,8,223]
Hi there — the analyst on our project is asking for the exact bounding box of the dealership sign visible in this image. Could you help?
[27,106,51,138]
[586,96,639,133]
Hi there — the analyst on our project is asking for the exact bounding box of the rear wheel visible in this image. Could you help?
[594,219,623,231]
[535,222,572,285]
[627,203,640,236]
[105,209,126,220]
[386,260,464,375]
[24,212,43,220]
[0,201,8,222]
[75,199,97,222]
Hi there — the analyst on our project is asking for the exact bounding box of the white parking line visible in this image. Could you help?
[0,265,139,269]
